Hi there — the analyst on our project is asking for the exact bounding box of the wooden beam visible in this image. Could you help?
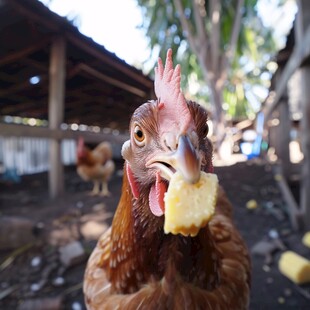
[272,66,291,178]
[8,0,60,32]
[263,25,310,118]
[23,57,48,72]
[298,0,310,230]
[0,39,50,66]
[0,75,48,97]
[72,63,147,97]
[66,34,153,88]
[0,94,30,107]
[48,36,66,199]
[8,0,152,88]
[1,99,46,114]
[300,67,310,230]
[0,71,21,83]
[274,166,302,231]
[0,123,128,144]
[277,99,291,179]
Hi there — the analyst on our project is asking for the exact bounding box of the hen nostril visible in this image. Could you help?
[163,133,178,151]
[164,140,172,151]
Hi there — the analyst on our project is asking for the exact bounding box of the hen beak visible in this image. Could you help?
[174,135,201,183]
[147,135,201,184]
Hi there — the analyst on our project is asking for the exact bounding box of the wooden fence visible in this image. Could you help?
[0,137,76,176]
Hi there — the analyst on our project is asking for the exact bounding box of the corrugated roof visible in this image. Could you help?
[0,0,154,131]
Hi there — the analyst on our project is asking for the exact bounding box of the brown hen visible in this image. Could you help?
[77,138,115,196]
[84,49,251,309]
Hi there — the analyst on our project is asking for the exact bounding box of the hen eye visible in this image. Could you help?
[133,125,145,145]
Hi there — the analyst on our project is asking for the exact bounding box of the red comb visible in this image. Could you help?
[154,49,188,112]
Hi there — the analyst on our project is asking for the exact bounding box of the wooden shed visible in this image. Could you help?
[263,0,310,230]
[0,0,154,198]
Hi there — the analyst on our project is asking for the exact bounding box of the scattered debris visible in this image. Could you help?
[92,203,106,212]
[251,240,275,262]
[268,229,279,239]
[263,202,286,221]
[0,243,33,272]
[0,282,9,290]
[52,277,65,287]
[240,184,255,193]
[63,282,83,296]
[0,285,18,301]
[293,284,310,300]
[59,241,86,267]
[30,261,59,292]
[280,228,292,237]
[36,222,45,230]
[49,226,79,247]
[262,265,271,272]
[18,296,63,310]
[116,169,124,177]
[283,288,292,297]
[80,221,108,240]
[267,208,286,221]
[0,216,37,250]
[30,283,43,292]
[30,256,42,268]
[252,236,286,265]
[71,301,82,310]
[80,212,112,224]
[76,201,84,209]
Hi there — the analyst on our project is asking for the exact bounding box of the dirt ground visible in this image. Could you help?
[0,159,309,310]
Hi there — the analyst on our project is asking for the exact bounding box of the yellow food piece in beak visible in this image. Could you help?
[278,251,310,284]
[164,171,218,237]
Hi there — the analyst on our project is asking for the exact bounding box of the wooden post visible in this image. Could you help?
[299,0,310,229]
[278,98,291,180]
[272,68,290,179]
[300,67,310,229]
[48,36,66,199]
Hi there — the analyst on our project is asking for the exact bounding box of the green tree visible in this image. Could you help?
[137,0,277,148]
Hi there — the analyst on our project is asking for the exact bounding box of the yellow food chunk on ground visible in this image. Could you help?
[246,199,258,210]
[302,232,310,248]
[274,174,282,181]
[164,171,218,237]
[278,251,310,284]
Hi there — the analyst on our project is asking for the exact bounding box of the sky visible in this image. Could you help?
[39,0,297,73]
[257,0,297,47]
[40,0,151,70]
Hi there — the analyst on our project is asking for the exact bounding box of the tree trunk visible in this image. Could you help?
[209,78,226,152]
[197,54,226,152]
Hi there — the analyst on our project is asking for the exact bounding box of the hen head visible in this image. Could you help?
[122,49,213,219]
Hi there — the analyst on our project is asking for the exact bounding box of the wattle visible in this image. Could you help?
[149,173,167,217]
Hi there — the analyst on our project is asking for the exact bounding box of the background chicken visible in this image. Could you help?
[84,50,251,309]
[76,137,115,196]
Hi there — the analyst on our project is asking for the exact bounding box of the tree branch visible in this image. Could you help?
[173,0,198,55]
[192,0,208,43]
[210,0,221,73]
[227,0,244,62]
